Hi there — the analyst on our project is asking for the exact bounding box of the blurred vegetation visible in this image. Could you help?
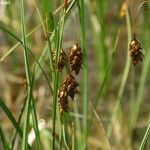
[0,0,150,149]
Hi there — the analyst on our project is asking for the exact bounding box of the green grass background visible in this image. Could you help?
[0,0,150,149]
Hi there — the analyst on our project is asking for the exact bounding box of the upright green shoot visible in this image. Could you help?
[20,0,32,149]
[78,0,88,149]
[52,10,66,150]
[139,115,150,150]
[107,8,132,138]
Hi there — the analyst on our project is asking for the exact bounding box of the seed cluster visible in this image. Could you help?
[69,43,83,74]
[58,75,79,115]
[129,37,144,65]
[53,49,67,72]
[54,43,83,116]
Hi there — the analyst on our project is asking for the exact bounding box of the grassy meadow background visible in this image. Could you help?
[0,0,150,149]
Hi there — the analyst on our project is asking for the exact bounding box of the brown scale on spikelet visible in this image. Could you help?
[58,98,69,115]
[58,74,79,115]
[69,43,83,74]
[62,74,79,100]
[129,37,144,65]
[53,49,67,72]
[58,84,69,115]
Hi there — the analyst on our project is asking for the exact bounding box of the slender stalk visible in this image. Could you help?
[20,0,32,149]
[62,124,70,150]
[11,96,27,149]
[71,123,75,150]
[139,115,150,150]
[52,2,77,148]
[95,0,107,88]
[0,25,52,93]
[107,8,132,138]
[130,42,150,130]
[0,125,11,150]
[41,0,55,79]
[78,0,88,149]
[31,91,42,150]
[52,12,66,150]
[130,1,150,130]
[0,98,23,137]
[0,0,75,63]
[93,29,120,109]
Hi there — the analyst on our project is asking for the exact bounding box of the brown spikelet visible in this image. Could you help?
[129,37,144,65]
[58,74,79,115]
[62,74,79,100]
[58,98,69,115]
[69,43,83,74]
[53,49,67,72]
[58,84,69,115]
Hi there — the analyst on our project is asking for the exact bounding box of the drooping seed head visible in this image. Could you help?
[69,43,83,74]
[52,49,67,72]
[129,37,144,65]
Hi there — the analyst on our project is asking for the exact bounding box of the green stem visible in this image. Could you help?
[20,0,32,149]
[106,8,131,139]
[139,115,150,150]
[52,13,66,150]
[78,0,88,149]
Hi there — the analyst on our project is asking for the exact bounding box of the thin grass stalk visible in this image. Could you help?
[77,0,88,149]
[73,102,82,148]
[87,30,120,143]
[41,0,55,80]
[130,2,150,131]
[95,0,107,88]
[62,124,70,150]
[33,0,47,37]
[0,0,67,63]
[31,68,42,150]
[106,8,132,138]
[0,98,23,137]
[0,0,75,62]
[34,0,54,80]
[93,29,120,109]
[52,12,66,150]
[20,0,33,149]
[0,1,76,82]
[130,45,150,130]
[11,95,27,149]
[139,114,150,150]
[31,99,42,150]
[0,25,53,93]
[71,123,75,150]
[51,1,77,145]
[92,108,111,149]
[0,125,11,150]
[27,104,41,150]
[58,123,62,150]
[139,1,150,148]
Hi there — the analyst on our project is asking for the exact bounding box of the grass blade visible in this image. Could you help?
[20,0,32,149]
[0,125,11,150]
[139,115,150,150]
[52,13,65,150]
[107,8,132,138]
[11,96,27,149]
[77,0,88,149]
[30,68,42,150]
[0,98,23,137]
